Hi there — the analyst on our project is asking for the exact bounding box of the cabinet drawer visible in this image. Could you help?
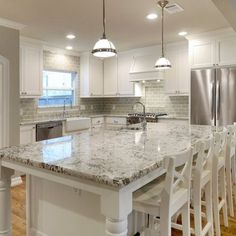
[105,117,127,125]
[92,117,104,126]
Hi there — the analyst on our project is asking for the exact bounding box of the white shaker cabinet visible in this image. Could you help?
[20,124,36,145]
[104,57,118,96]
[217,36,236,66]
[20,43,43,97]
[189,40,216,68]
[189,32,236,68]
[164,44,190,95]
[117,53,134,96]
[80,53,103,97]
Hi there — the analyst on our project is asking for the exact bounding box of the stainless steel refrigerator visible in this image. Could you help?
[191,67,236,126]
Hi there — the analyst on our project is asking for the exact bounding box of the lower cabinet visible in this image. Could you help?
[158,118,189,125]
[91,117,105,127]
[105,117,127,126]
[20,125,36,145]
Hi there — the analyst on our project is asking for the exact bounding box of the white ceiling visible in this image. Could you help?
[0,0,230,52]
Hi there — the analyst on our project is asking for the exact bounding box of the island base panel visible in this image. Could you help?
[0,167,14,236]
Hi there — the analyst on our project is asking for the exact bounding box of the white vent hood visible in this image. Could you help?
[129,54,165,82]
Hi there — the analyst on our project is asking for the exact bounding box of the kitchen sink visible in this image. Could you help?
[66,117,91,132]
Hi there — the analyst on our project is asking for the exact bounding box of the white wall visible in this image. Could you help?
[0,26,20,145]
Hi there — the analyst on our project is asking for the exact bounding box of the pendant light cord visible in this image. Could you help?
[161,4,164,57]
[103,0,106,38]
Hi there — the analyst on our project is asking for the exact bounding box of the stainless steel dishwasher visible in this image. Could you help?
[36,121,63,141]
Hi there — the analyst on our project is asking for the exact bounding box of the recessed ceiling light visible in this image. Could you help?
[178,31,188,36]
[146,13,158,20]
[66,46,73,50]
[66,34,76,39]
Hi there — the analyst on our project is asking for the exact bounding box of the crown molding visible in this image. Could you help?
[0,18,25,30]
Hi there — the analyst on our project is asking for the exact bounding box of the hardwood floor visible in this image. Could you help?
[11,176,236,236]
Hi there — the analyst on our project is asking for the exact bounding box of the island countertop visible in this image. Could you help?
[0,123,213,188]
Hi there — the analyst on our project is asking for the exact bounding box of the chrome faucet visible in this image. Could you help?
[134,102,147,130]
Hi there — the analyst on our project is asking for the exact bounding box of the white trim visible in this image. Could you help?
[11,177,23,187]
[185,27,236,41]
[30,228,48,236]
[0,17,25,30]
[0,55,10,148]
[20,36,80,56]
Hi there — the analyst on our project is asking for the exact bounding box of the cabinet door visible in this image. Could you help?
[90,56,103,96]
[20,45,43,97]
[178,47,190,94]
[117,53,134,96]
[164,49,179,94]
[217,36,236,66]
[189,40,216,68]
[20,125,36,145]
[104,57,118,96]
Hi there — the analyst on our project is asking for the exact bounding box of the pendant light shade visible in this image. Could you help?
[155,56,171,69]
[155,0,171,70]
[92,0,117,58]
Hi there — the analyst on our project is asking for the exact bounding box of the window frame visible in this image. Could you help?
[38,69,77,108]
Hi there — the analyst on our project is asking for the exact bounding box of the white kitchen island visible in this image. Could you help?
[0,123,213,236]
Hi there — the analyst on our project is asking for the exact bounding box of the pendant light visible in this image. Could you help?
[92,0,117,58]
[155,0,171,69]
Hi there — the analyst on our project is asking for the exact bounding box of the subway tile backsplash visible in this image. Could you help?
[20,52,189,123]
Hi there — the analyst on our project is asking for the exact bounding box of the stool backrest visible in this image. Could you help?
[162,147,193,206]
[213,129,228,168]
[194,137,214,177]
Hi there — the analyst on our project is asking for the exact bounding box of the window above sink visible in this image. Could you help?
[38,70,77,107]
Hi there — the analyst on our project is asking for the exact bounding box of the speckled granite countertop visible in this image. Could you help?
[1,123,212,188]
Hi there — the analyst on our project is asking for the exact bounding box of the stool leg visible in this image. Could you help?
[219,167,229,227]
[205,182,214,236]
[226,155,234,217]
[212,170,221,236]
[193,182,202,236]
[181,202,190,236]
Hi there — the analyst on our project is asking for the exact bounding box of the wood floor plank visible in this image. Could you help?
[11,176,236,236]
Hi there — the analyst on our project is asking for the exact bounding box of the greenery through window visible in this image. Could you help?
[39,70,76,107]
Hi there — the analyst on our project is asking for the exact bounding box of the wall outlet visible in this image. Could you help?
[112,105,116,110]
[80,105,86,111]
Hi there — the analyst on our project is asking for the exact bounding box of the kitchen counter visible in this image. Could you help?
[20,114,189,126]
[2,123,211,188]
[20,118,67,126]
[0,123,214,236]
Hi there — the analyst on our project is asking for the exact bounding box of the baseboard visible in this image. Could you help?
[30,228,48,236]
[11,176,23,187]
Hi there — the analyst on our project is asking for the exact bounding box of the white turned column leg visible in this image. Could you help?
[105,218,128,236]
[0,167,14,236]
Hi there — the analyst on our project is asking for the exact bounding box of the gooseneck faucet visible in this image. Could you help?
[134,102,147,130]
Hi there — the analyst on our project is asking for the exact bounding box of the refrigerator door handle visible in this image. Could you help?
[216,79,220,126]
[211,82,215,126]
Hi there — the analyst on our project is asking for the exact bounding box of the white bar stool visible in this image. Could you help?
[212,130,229,236]
[133,147,193,236]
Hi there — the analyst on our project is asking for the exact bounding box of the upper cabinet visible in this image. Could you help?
[117,52,134,96]
[164,43,190,95]
[189,40,216,68]
[104,57,118,96]
[80,52,140,98]
[80,53,103,97]
[188,30,236,68]
[20,42,43,97]
[217,36,236,66]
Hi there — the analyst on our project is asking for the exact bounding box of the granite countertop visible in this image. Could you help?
[20,118,67,126]
[1,123,212,188]
[20,114,189,125]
